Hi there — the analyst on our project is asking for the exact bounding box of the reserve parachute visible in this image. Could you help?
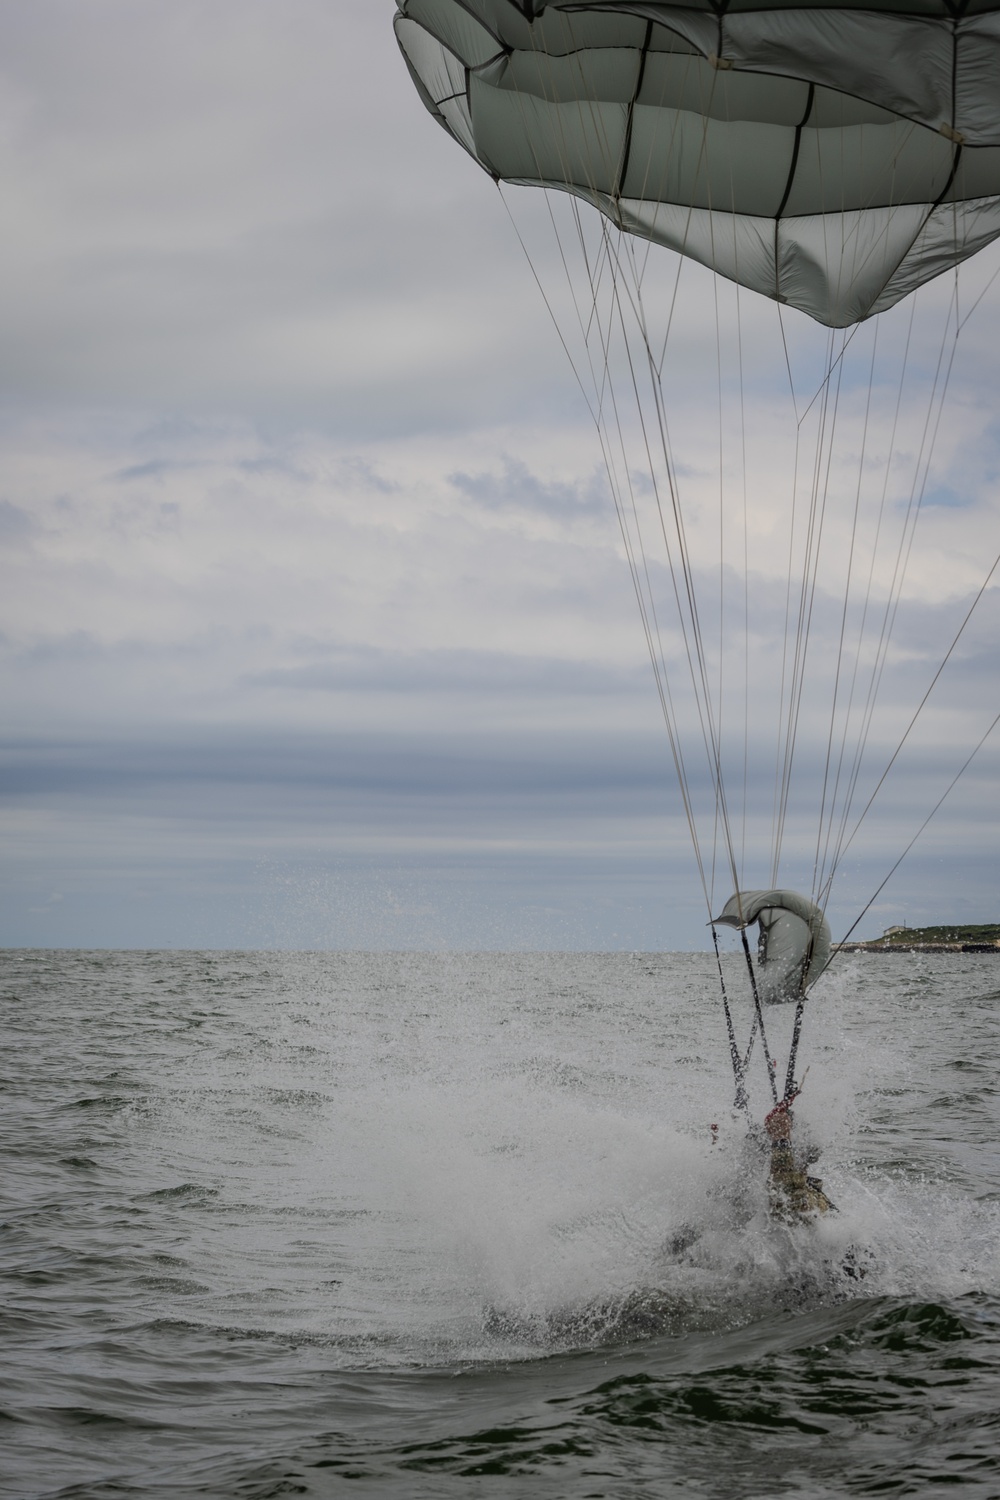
[714,890,831,1004]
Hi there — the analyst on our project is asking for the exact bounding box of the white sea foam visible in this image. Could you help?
[106,949,1000,1363]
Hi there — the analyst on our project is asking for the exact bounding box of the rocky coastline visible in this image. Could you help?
[835,922,1000,954]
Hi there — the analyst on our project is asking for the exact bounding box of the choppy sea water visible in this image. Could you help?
[2,948,999,1499]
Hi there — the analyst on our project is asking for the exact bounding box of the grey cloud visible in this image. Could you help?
[0,2,571,438]
[0,3,998,950]
[0,499,37,544]
[0,729,671,803]
[245,644,640,697]
[333,456,400,495]
[11,631,215,669]
[0,726,994,950]
[113,459,198,481]
[920,482,973,510]
[450,458,609,517]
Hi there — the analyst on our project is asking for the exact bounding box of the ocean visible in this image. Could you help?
[2,947,999,1499]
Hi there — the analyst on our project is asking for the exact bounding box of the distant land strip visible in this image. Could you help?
[835,922,1000,954]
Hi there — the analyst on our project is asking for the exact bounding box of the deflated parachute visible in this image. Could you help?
[714,890,831,1004]
[395,0,1000,326]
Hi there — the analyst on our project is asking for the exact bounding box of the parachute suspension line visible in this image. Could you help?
[815,315,926,908]
[599,203,756,1073]
[704,88,739,906]
[711,924,749,1114]
[627,251,745,903]
[769,307,867,892]
[785,322,851,898]
[499,61,731,916]
[802,271,986,942]
[783,932,817,1103]
[812,318,882,903]
[497,184,720,912]
[599,223,744,902]
[711,239,727,905]
[496,37,988,1087]
[833,701,1000,957]
[772,326,847,884]
[820,273,989,902]
[771,329,833,885]
[655,232,699,381]
[504,165,980,1094]
[400,7,1000,1127]
[784,991,808,1103]
[739,925,780,1105]
[652,54,718,382]
[589,233,718,904]
[606,85,723,776]
[614,232,770,1088]
[495,189,601,430]
[815,294,921,905]
[793,331,850,889]
[499,191,691,846]
[582,257,733,921]
[957,246,1000,333]
[817,301,915,900]
[594,65,748,913]
[741,1016,759,1080]
[805,290,927,913]
[794,320,865,428]
[573,257,716,909]
[770,348,805,879]
[637,296,741,897]
[494,93,715,905]
[832,542,1000,884]
[776,303,800,424]
[735,283,751,889]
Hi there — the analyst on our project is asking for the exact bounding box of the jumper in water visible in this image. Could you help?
[712,890,835,1222]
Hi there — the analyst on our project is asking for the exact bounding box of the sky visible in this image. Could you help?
[1,0,998,950]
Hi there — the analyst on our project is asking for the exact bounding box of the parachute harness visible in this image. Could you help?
[765,1078,803,1133]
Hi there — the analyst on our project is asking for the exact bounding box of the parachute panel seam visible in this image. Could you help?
[614,20,654,202]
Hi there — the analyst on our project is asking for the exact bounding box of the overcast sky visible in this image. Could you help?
[1,0,998,950]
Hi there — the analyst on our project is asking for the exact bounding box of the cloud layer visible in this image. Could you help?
[1,1,998,948]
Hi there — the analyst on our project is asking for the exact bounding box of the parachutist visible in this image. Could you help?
[764,1100,835,1220]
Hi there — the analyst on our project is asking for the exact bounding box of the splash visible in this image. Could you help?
[105,950,1000,1366]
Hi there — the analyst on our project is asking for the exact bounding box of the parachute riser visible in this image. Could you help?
[739,925,780,1106]
[783,938,815,1104]
[711,924,749,1116]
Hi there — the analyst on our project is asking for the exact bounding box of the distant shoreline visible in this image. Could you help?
[835,941,1000,954]
[835,921,1000,954]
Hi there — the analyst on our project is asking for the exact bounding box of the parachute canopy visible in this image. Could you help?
[395,0,1000,326]
[714,890,831,1003]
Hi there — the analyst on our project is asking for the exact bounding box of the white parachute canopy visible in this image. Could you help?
[714,890,831,1004]
[395,0,1000,326]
